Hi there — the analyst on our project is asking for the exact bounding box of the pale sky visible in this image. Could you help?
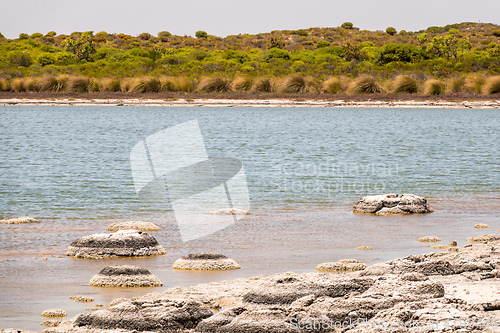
[1,0,499,39]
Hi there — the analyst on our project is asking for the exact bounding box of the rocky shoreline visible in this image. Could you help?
[8,234,496,333]
[1,98,500,108]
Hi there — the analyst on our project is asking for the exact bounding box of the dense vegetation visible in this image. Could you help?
[1,22,500,95]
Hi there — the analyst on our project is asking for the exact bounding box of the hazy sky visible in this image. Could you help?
[1,0,499,39]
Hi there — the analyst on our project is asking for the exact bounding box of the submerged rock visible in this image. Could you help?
[73,299,212,331]
[466,234,500,243]
[172,252,241,270]
[474,223,491,229]
[418,236,442,242]
[208,208,250,215]
[40,309,67,318]
[89,265,163,287]
[0,217,39,224]
[105,220,160,232]
[65,230,166,259]
[356,246,373,250]
[353,193,434,215]
[316,259,367,272]
[69,295,94,303]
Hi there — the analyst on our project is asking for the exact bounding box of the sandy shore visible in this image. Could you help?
[1,97,500,108]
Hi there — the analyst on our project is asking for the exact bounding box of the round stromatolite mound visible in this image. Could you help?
[316,259,367,272]
[40,309,67,318]
[353,193,434,215]
[172,252,241,270]
[65,230,166,259]
[208,208,250,215]
[105,221,160,232]
[0,217,40,224]
[418,236,442,243]
[89,265,163,287]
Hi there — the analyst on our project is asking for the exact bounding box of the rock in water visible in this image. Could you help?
[65,230,166,259]
[89,265,163,287]
[316,259,367,272]
[40,309,67,318]
[172,252,241,270]
[105,221,160,232]
[0,217,39,224]
[73,299,212,331]
[353,193,434,215]
[208,208,250,215]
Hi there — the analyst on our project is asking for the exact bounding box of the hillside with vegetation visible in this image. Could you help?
[1,22,500,96]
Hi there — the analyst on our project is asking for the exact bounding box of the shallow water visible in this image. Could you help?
[0,106,499,330]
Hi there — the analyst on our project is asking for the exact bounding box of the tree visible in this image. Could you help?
[158,31,172,42]
[46,31,57,37]
[19,33,29,40]
[341,22,353,30]
[61,31,96,61]
[139,32,152,40]
[386,27,397,36]
[195,31,208,38]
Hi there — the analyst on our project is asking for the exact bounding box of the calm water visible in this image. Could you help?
[0,106,499,330]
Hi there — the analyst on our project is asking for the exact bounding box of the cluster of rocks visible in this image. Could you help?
[0,216,39,224]
[43,236,500,333]
[64,230,166,259]
[172,252,241,271]
[352,194,434,215]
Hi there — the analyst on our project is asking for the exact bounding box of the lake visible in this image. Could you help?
[0,106,498,330]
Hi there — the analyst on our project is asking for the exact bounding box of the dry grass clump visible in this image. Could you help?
[447,77,465,93]
[99,78,121,92]
[482,76,500,95]
[232,76,254,92]
[66,76,92,93]
[279,75,318,93]
[322,77,342,94]
[252,77,275,93]
[197,77,233,93]
[391,75,417,94]
[174,77,194,92]
[0,79,11,91]
[348,75,383,94]
[10,78,27,92]
[127,77,162,93]
[160,77,178,92]
[423,79,446,95]
[35,76,64,92]
[463,74,486,94]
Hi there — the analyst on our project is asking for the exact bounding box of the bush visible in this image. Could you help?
[377,44,424,64]
[197,77,232,93]
[127,77,162,93]
[279,75,318,93]
[424,79,446,95]
[30,32,43,39]
[37,53,57,66]
[19,33,30,40]
[482,76,500,95]
[67,76,92,93]
[448,77,465,93]
[391,75,417,94]
[195,31,208,38]
[10,78,27,92]
[348,76,383,94]
[492,30,500,37]
[316,40,330,48]
[232,76,254,92]
[158,31,172,42]
[99,78,121,92]
[139,33,152,40]
[341,22,353,30]
[263,48,290,61]
[35,76,64,91]
[386,27,397,36]
[322,77,342,94]
[252,77,275,93]
[464,75,486,94]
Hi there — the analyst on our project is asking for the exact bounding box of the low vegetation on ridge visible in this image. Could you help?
[0,22,500,96]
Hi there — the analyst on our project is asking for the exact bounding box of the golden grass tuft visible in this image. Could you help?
[463,74,486,94]
[322,77,342,94]
[0,79,11,91]
[99,78,121,92]
[391,75,417,94]
[482,76,500,95]
[35,76,64,92]
[423,79,446,95]
[127,77,162,93]
[66,76,92,93]
[348,75,383,94]
[252,77,275,93]
[197,77,233,93]
[447,77,465,93]
[10,78,27,92]
[160,77,178,92]
[174,77,194,92]
[279,75,318,93]
[232,76,254,92]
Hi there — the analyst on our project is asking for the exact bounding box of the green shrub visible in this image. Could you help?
[0,32,4,39]
[492,30,500,37]
[19,33,30,40]
[294,29,308,36]
[348,76,383,94]
[263,48,290,61]
[341,22,353,30]
[424,79,446,95]
[322,77,342,94]
[30,32,43,39]
[232,76,254,92]
[158,31,172,42]
[279,75,318,93]
[391,75,417,94]
[37,53,57,66]
[197,77,232,93]
[252,77,275,93]
[377,44,424,64]
[482,76,500,94]
[386,27,397,36]
[46,31,57,37]
[316,40,330,48]
[139,33,152,40]
[195,31,208,38]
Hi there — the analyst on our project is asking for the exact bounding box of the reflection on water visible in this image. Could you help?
[0,106,499,330]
